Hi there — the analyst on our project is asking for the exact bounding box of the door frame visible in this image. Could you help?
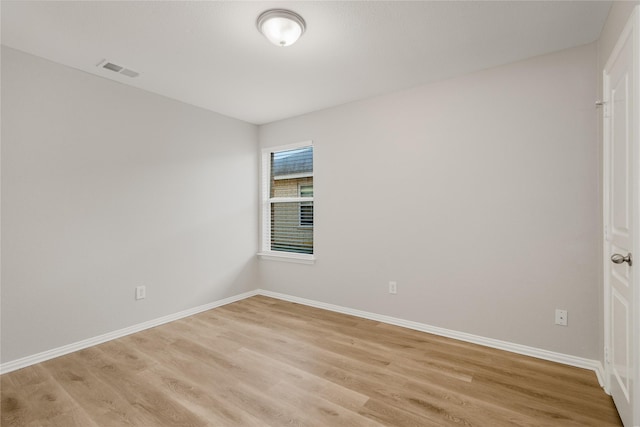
[603,6,640,426]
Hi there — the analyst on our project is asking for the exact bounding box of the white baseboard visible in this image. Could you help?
[0,290,259,375]
[0,287,606,389]
[256,289,606,388]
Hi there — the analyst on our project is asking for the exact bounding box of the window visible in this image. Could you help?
[260,142,314,261]
[299,184,313,227]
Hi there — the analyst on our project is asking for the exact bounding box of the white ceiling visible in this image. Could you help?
[2,1,611,125]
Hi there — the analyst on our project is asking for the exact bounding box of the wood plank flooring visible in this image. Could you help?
[1,296,622,426]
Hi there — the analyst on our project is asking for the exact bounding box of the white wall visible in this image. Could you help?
[1,47,258,363]
[599,2,640,69]
[259,43,600,359]
[1,35,609,365]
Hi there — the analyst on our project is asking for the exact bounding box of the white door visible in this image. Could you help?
[604,7,640,427]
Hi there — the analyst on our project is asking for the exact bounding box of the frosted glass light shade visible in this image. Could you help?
[257,9,306,47]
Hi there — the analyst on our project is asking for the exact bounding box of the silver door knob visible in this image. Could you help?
[611,253,633,266]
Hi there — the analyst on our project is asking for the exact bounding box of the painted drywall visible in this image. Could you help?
[1,47,258,363]
[258,43,599,359]
[599,2,640,69]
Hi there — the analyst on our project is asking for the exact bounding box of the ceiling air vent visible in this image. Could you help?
[96,59,139,78]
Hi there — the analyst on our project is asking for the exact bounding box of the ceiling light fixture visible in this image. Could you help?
[257,9,306,47]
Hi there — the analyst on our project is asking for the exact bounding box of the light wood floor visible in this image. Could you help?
[1,296,622,426]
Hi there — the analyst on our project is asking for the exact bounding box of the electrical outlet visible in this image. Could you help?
[388,281,397,294]
[555,309,567,326]
[135,286,146,300]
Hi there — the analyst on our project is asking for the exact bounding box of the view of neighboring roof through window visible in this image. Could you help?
[271,147,313,183]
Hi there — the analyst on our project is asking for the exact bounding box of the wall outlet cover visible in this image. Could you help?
[555,309,567,326]
[389,281,397,294]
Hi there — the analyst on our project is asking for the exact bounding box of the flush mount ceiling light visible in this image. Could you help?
[257,9,306,47]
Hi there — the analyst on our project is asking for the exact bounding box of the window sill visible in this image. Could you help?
[257,251,316,264]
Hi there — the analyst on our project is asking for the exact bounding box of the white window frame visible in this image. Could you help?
[258,141,315,264]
